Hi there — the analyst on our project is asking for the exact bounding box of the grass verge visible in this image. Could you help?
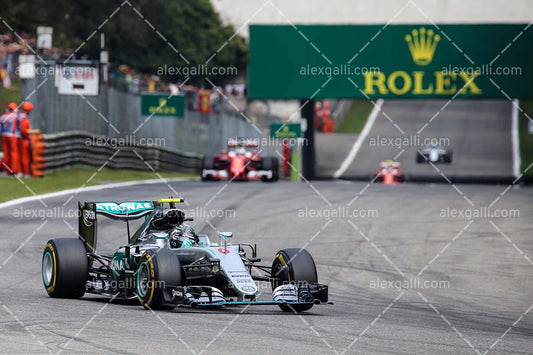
[518,99,533,178]
[0,167,198,203]
[0,79,22,110]
[336,99,374,134]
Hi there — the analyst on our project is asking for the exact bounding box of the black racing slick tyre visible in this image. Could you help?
[201,156,215,181]
[261,156,279,182]
[136,249,182,310]
[42,239,88,298]
[444,151,453,164]
[416,152,425,163]
[271,248,318,312]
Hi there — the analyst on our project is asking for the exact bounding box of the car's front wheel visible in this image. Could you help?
[271,248,318,312]
[136,249,182,310]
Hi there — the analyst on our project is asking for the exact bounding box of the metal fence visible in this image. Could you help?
[41,131,202,173]
[22,62,261,157]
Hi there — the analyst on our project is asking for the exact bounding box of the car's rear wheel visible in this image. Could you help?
[137,249,182,310]
[42,238,88,298]
[261,156,279,182]
[416,152,425,163]
[271,248,318,312]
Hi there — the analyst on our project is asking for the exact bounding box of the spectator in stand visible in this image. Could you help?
[125,72,133,92]
[169,83,179,96]
[210,88,223,115]
[132,74,140,94]
[148,75,157,92]
[0,66,7,88]
[198,87,211,114]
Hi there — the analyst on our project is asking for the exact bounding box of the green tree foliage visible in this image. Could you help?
[0,0,247,84]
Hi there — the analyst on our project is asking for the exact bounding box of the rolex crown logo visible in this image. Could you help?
[405,27,440,66]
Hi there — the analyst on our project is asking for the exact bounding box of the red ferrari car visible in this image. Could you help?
[373,160,405,184]
[201,138,279,182]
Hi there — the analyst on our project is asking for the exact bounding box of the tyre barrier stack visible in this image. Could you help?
[30,131,46,177]
[40,131,202,175]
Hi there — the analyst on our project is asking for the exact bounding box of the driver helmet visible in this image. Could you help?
[169,224,197,248]
[181,225,196,240]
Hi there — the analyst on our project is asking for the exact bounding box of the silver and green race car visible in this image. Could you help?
[42,198,330,312]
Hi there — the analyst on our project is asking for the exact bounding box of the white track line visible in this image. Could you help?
[511,99,521,178]
[0,178,191,210]
[333,99,384,178]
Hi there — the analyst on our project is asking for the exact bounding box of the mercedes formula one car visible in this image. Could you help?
[42,199,330,312]
[201,138,279,182]
[416,144,452,164]
[373,160,405,184]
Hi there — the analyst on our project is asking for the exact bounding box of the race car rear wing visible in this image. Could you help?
[78,198,184,252]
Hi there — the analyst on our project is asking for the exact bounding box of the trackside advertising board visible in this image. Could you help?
[270,122,302,139]
[141,93,185,117]
[57,65,99,96]
[248,24,533,99]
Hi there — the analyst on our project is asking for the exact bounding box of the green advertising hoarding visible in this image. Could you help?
[249,24,533,99]
[270,122,302,139]
[141,93,185,117]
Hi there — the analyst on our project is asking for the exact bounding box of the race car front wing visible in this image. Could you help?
[202,169,272,180]
[166,283,331,308]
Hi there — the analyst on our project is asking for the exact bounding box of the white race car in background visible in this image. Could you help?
[417,144,452,164]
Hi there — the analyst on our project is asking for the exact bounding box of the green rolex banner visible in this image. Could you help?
[141,93,185,117]
[249,24,533,99]
[270,122,302,139]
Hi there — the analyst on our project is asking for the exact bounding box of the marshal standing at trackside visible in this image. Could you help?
[0,101,34,177]
[0,102,20,175]
[16,101,34,178]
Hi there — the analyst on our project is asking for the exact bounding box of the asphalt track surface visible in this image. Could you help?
[0,179,532,354]
[319,99,513,182]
